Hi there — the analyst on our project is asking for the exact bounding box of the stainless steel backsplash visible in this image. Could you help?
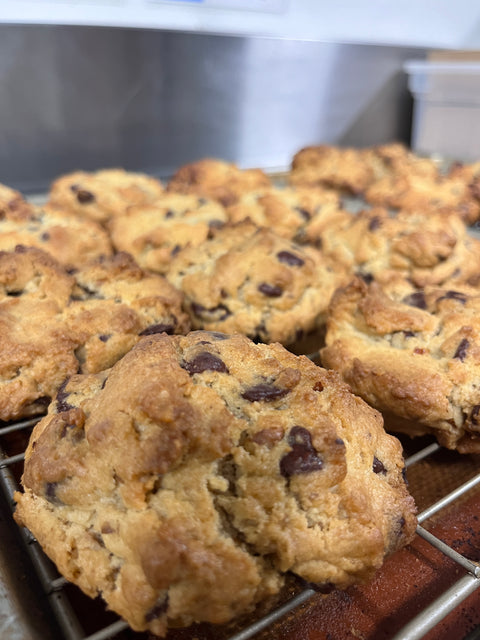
[0,24,424,194]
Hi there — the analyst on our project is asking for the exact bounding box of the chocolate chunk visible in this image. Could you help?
[258,283,283,297]
[191,302,231,321]
[280,426,323,477]
[438,290,468,304]
[206,331,228,340]
[372,456,387,474]
[356,271,374,284]
[471,405,480,426]
[182,351,229,375]
[403,291,427,310]
[56,381,74,413]
[454,338,469,361]
[45,482,59,504]
[32,396,51,409]
[368,216,382,231]
[276,250,305,267]
[242,383,289,402]
[139,323,175,336]
[295,207,311,221]
[76,189,95,204]
[145,595,169,622]
[208,219,224,230]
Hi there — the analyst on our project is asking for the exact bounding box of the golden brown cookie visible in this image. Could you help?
[165,220,349,347]
[167,158,272,206]
[0,183,37,219]
[47,168,165,225]
[321,277,480,453]
[0,246,189,420]
[15,330,417,637]
[363,145,480,224]
[226,185,352,246]
[108,193,228,275]
[320,207,480,292]
[0,187,112,269]
[288,144,374,195]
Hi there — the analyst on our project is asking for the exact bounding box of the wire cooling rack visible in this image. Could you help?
[1,416,479,640]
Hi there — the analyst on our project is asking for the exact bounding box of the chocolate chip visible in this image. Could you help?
[145,595,169,622]
[45,482,59,504]
[454,338,469,361]
[182,351,229,375]
[295,207,311,221]
[280,426,323,477]
[438,290,467,304]
[242,383,289,402]
[139,323,175,336]
[368,216,382,231]
[14,245,28,253]
[403,330,415,338]
[164,209,175,218]
[206,331,229,340]
[258,283,283,297]
[191,302,231,321]
[403,291,427,310]
[98,334,111,342]
[471,405,480,425]
[56,381,74,413]
[170,244,181,256]
[76,189,95,204]
[32,396,51,409]
[7,290,23,297]
[41,232,50,241]
[372,456,387,474]
[356,271,374,284]
[208,219,224,230]
[276,250,305,267]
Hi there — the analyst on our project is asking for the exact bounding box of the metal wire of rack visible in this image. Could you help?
[1,417,479,640]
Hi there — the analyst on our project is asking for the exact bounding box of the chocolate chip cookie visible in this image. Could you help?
[226,185,351,246]
[320,207,480,292]
[47,168,165,225]
[165,220,349,347]
[167,158,272,206]
[321,277,480,452]
[0,184,113,268]
[0,246,189,420]
[15,330,417,637]
[108,193,228,275]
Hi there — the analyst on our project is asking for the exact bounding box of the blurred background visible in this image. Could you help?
[2,0,480,193]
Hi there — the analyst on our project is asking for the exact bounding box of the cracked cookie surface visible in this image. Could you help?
[109,193,228,275]
[167,158,271,206]
[0,246,189,420]
[15,331,416,637]
[47,168,165,226]
[321,277,480,452]
[165,220,349,346]
[0,183,112,269]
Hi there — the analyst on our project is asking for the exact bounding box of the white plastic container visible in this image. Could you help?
[404,60,480,160]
